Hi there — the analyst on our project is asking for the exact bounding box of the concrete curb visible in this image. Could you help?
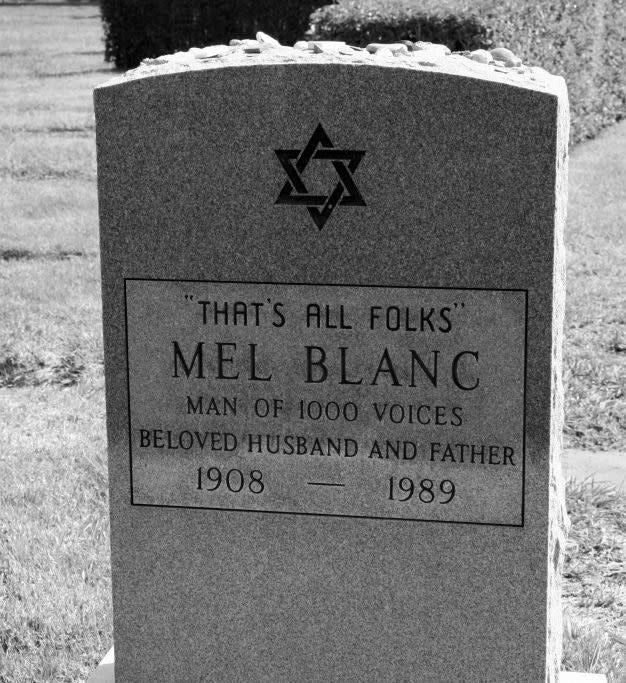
[563,449,625,490]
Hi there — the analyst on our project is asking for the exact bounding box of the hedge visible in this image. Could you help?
[100,0,331,70]
[309,0,626,144]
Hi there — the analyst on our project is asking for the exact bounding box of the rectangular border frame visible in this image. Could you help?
[124,278,528,528]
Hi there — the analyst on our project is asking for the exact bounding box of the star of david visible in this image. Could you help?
[274,124,366,230]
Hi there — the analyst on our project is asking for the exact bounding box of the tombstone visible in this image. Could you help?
[94,39,569,682]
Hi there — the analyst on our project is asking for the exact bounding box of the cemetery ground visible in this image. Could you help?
[0,5,623,682]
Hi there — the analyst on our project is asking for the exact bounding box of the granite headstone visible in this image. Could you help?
[95,38,569,682]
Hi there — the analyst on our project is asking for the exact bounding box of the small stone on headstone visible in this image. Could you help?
[243,41,261,54]
[141,57,168,66]
[193,45,231,59]
[309,41,347,54]
[414,41,451,54]
[366,43,408,55]
[256,31,280,47]
[309,41,346,48]
[467,49,493,64]
[391,44,409,56]
[490,47,522,67]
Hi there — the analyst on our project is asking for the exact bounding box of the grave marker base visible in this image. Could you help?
[86,647,609,683]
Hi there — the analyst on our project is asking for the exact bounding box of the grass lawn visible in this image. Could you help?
[562,481,626,678]
[0,4,623,682]
[0,382,110,682]
[565,131,626,451]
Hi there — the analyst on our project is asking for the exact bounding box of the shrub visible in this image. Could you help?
[309,0,626,144]
[309,1,489,51]
[100,0,332,71]
[100,0,192,71]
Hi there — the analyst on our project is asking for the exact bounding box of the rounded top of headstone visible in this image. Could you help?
[96,33,565,97]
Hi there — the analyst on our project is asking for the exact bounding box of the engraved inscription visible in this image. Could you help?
[125,280,526,525]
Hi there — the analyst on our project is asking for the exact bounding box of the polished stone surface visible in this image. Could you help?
[95,48,569,682]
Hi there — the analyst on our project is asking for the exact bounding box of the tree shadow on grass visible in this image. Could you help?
[36,67,113,78]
